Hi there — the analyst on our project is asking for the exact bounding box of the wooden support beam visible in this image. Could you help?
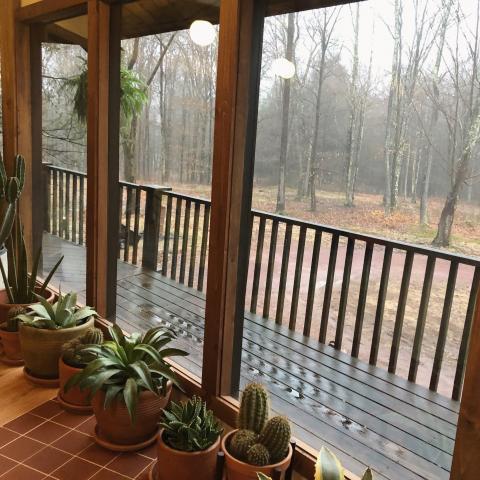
[202,0,265,398]
[86,0,121,318]
[451,293,480,479]
[16,0,87,24]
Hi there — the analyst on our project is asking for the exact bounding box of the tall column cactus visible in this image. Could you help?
[238,383,270,433]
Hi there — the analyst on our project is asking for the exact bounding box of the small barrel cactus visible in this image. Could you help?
[62,327,104,368]
[82,327,104,345]
[229,429,257,461]
[5,306,26,332]
[258,416,291,463]
[246,443,270,466]
[238,383,269,434]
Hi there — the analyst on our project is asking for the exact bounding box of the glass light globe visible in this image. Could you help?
[272,58,296,79]
[189,20,216,47]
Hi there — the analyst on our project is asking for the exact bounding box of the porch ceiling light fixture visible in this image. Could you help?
[189,20,216,47]
[272,58,296,79]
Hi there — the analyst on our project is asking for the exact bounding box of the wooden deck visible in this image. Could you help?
[42,233,458,480]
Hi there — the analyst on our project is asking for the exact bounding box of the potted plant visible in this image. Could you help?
[17,291,96,385]
[66,324,188,450]
[0,306,26,365]
[222,383,292,480]
[58,327,104,413]
[315,447,373,480]
[150,395,223,480]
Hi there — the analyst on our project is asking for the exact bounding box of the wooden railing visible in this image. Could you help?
[44,164,480,400]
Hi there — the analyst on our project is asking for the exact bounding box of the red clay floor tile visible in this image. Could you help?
[0,435,44,462]
[51,430,94,454]
[0,454,18,475]
[27,421,71,444]
[106,453,152,478]
[52,457,100,480]
[0,428,18,448]
[1,463,46,479]
[24,446,72,474]
[3,413,45,434]
[75,416,96,436]
[51,411,92,429]
[90,468,130,479]
[30,401,63,420]
[79,443,119,466]
[137,442,157,460]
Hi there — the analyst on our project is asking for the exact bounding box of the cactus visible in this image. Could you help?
[62,327,103,367]
[238,383,269,434]
[258,416,291,463]
[246,444,270,467]
[3,306,26,332]
[82,327,104,345]
[229,429,258,461]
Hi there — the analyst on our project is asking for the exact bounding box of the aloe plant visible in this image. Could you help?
[315,447,373,480]
[16,291,96,330]
[66,324,188,422]
[160,396,223,452]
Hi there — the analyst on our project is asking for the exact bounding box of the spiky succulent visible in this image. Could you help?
[315,447,373,480]
[229,429,258,461]
[246,444,270,466]
[16,292,96,330]
[62,327,104,368]
[1,306,27,332]
[238,383,269,434]
[160,395,223,452]
[258,416,291,463]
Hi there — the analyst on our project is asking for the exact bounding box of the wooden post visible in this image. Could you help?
[86,0,121,319]
[142,188,162,270]
[202,0,265,398]
[450,293,480,479]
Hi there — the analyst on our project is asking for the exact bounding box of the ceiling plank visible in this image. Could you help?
[16,0,87,24]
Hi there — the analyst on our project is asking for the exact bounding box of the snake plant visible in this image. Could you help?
[16,291,96,330]
[160,395,223,452]
[65,324,188,422]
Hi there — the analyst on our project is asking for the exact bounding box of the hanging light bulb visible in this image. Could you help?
[189,20,216,47]
[272,58,296,79]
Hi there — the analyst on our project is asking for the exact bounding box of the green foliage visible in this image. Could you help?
[238,383,269,434]
[258,416,291,463]
[256,474,272,480]
[229,429,258,461]
[362,468,373,480]
[17,292,96,330]
[160,395,223,452]
[246,444,270,467]
[315,447,373,480]
[65,324,188,423]
[62,327,104,368]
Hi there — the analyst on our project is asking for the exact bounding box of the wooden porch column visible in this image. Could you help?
[1,0,44,263]
[451,294,480,479]
[86,0,121,318]
[202,0,265,397]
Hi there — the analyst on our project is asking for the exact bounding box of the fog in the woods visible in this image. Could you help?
[32,0,480,255]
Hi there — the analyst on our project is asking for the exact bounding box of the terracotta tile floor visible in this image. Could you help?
[0,399,155,479]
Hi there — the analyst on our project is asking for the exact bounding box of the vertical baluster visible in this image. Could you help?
[162,195,173,276]
[369,245,393,365]
[46,168,52,233]
[197,204,210,291]
[304,230,322,337]
[319,233,339,344]
[334,237,355,350]
[65,173,70,241]
[79,176,85,245]
[118,185,123,258]
[72,175,78,243]
[289,226,306,330]
[59,171,64,238]
[408,255,436,382]
[263,220,279,319]
[188,203,201,288]
[250,216,266,314]
[52,169,58,236]
[171,198,182,280]
[351,241,374,358]
[275,223,293,326]
[453,266,480,400]
[132,188,141,265]
[124,187,133,262]
[179,200,191,284]
[388,250,414,374]
[430,260,459,391]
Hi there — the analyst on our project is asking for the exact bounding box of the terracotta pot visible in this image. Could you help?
[92,382,172,446]
[0,287,55,324]
[222,430,292,480]
[156,429,220,480]
[58,357,91,409]
[20,316,95,380]
[0,328,23,364]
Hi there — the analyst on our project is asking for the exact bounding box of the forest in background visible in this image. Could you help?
[14,0,480,255]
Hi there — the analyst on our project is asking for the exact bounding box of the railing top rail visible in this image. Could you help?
[252,209,480,267]
[162,190,211,206]
[46,164,87,178]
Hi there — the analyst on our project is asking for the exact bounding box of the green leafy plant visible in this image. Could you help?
[17,292,96,330]
[160,395,223,452]
[65,324,188,422]
[315,447,373,480]
[62,327,104,368]
[229,383,291,467]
